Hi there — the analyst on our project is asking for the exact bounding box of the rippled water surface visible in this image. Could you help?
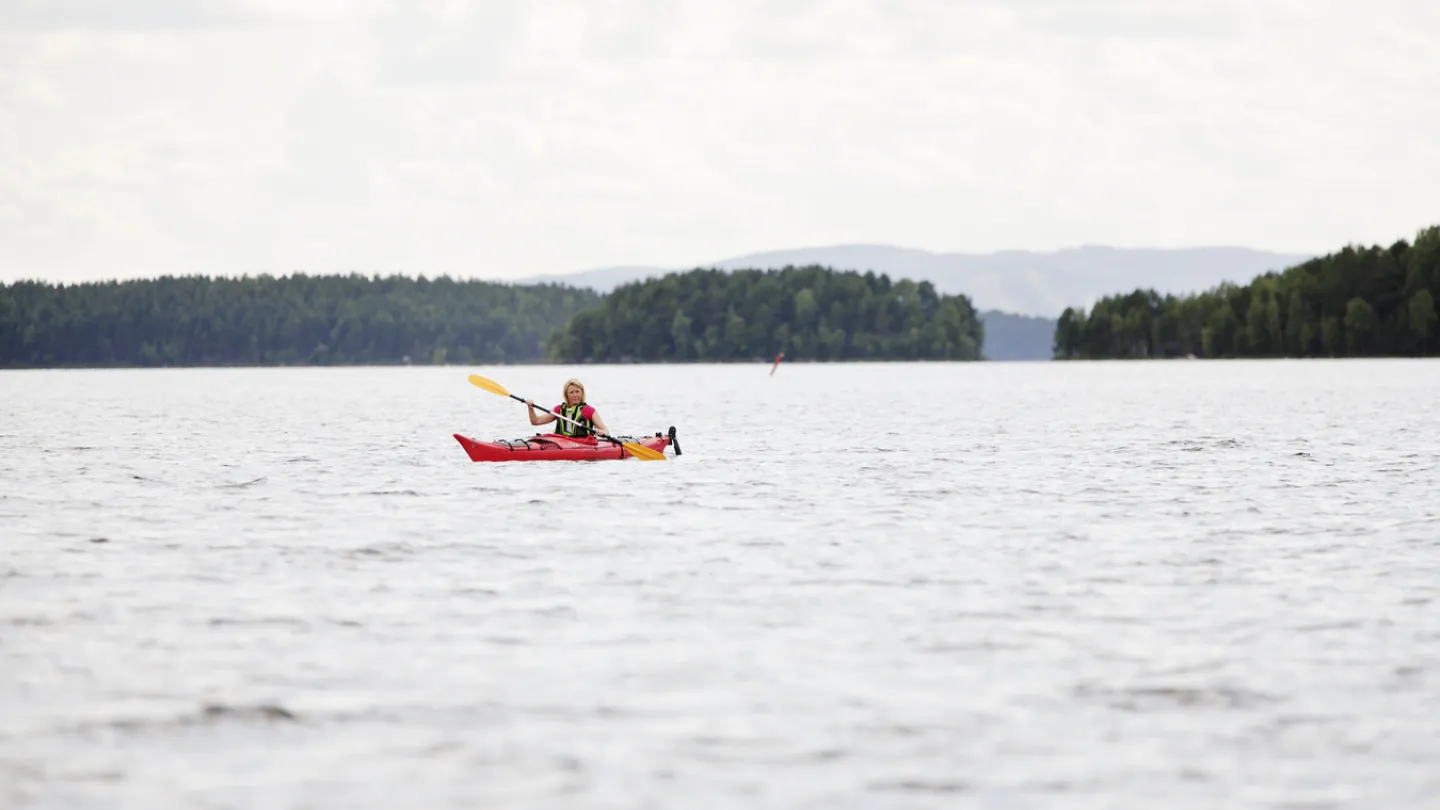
[3,360,1439,809]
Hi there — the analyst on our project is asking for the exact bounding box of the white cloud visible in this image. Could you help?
[2,0,1438,283]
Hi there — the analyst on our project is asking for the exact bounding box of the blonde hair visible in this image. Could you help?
[562,378,586,403]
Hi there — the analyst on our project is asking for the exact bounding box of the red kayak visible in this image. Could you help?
[453,427,679,462]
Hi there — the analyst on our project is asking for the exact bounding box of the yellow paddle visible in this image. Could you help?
[467,374,667,461]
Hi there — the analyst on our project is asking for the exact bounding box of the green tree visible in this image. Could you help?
[1409,289,1436,355]
[1321,317,1342,357]
[1285,291,1308,355]
[1344,298,1377,355]
[793,288,819,332]
[669,310,693,360]
[1407,225,1440,296]
[1265,293,1282,353]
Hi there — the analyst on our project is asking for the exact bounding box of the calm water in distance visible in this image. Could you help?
[2,360,1438,809]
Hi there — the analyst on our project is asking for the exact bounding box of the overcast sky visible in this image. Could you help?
[2,0,1437,284]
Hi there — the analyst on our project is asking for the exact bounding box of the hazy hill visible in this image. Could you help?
[976,310,1058,361]
[524,244,1313,317]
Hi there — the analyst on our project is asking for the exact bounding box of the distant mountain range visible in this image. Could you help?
[519,243,1314,360]
[976,310,1059,362]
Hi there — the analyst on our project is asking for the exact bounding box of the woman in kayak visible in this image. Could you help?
[526,378,609,439]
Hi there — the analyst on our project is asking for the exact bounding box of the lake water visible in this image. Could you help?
[2,360,1438,809]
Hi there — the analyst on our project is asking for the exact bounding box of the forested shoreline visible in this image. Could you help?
[1053,225,1439,359]
[0,274,599,368]
[7,223,1435,369]
[545,266,984,362]
[1,265,985,367]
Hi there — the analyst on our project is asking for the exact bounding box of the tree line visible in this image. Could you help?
[1053,225,1440,359]
[0,273,599,367]
[544,265,984,362]
[1,265,984,367]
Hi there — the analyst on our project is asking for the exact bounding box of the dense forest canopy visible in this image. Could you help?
[0,273,600,367]
[1053,225,1440,359]
[544,265,984,362]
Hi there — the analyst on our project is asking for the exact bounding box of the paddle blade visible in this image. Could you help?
[623,441,667,461]
[468,374,510,398]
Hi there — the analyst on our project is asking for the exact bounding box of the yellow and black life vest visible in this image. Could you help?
[556,402,594,438]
